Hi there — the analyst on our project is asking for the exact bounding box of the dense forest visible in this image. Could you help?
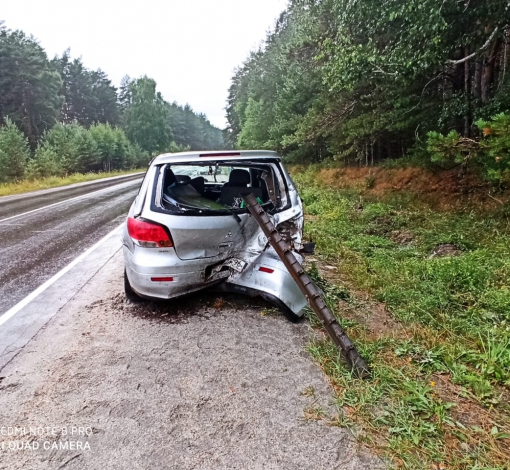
[0,22,226,183]
[227,0,510,183]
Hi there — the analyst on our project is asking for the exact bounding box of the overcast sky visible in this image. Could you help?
[1,0,288,129]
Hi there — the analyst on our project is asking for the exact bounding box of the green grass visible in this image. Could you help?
[0,168,145,197]
[293,165,510,469]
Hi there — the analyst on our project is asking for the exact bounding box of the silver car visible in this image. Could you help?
[122,150,307,321]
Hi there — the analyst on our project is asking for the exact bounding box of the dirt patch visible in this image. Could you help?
[364,302,406,338]
[310,260,408,340]
[430,373,510,460]
[309,166,509,211]
[370,216,394,234]
[389,229,415,245]
[429,243,463,258]
[338,299,409,341]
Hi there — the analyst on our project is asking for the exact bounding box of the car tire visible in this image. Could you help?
[124,269,144,302]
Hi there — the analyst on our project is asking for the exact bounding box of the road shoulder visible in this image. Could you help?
[0,251,383,470]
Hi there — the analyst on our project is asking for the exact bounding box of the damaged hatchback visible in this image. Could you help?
[122,150,307,321]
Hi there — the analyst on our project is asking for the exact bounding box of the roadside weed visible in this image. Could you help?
[303,405,326,421]
[0,168,144,196]
[294,166,510,469]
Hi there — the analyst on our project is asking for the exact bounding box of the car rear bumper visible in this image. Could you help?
[123,245,224,299]
[123,245,307,317]
[225,249,307,318]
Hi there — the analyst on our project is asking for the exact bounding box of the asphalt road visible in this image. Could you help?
[0,175,143,315]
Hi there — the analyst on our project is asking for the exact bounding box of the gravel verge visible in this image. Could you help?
[0,251,383,470]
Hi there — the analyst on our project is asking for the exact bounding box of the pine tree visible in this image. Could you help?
[0,30,63,148]
[0,118,30,181]
[52,51,120,126]
[124,77,173,155]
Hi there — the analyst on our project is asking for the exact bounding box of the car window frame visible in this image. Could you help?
[148,158,292,216]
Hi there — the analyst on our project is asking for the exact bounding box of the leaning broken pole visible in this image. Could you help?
[241,193,370,379]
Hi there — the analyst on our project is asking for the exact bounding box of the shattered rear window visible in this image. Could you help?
[157,162,283,214]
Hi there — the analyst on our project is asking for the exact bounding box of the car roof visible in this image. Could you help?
[152,150,280,165]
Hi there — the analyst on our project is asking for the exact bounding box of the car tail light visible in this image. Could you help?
[258,267,274,274]
[151,277,174,282]
[127,217,173,248]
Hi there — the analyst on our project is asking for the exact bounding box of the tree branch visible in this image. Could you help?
[372,65,397,76]
[447,27,499,65]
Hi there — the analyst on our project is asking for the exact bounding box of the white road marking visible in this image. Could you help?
[0,222,124,328]
[0,178,141,224]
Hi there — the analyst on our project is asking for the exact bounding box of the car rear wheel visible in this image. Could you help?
[124,269,144,302]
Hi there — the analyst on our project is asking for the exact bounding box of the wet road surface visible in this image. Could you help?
[0,176,143,315]
[0,173,143,220]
